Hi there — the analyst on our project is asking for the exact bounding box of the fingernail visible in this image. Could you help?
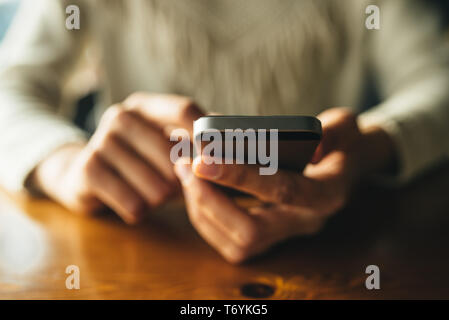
[192,156,221,179]
[174,160,193,186]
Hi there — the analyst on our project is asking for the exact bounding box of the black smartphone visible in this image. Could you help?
[193,115,322,173]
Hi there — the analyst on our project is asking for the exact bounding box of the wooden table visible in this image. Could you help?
[1,165,449,300]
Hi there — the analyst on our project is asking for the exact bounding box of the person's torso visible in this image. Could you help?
[86,0,369,122]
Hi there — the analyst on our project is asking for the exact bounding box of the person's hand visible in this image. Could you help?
[174,108,397,263]
[30,93,203,224]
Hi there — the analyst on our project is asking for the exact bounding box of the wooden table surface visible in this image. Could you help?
[1,165,449,300]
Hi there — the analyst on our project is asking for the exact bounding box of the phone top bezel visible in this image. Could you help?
[194,115,322,137]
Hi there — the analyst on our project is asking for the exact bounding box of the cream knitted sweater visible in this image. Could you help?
[0,0,448,191]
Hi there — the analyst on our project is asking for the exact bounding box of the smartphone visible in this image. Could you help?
[193,115,322,172]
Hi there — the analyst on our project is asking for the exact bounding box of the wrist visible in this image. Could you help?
[358,125,398,177]
[27,143,85,196]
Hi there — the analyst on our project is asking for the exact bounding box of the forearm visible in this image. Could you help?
[358,72,449,182]
[0,97,87,192]
[27,143,86,197]
[0,0,89,192]
[364,0,449,182]
[358,125,398,177]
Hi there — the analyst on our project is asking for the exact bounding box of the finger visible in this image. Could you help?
[174,159,259,249]
[315,108,358,160]
[192,156,328,207]
[310,142,324,164]
[93,134,172,208]
[123,93,204,136]
[101,106,177,182]
[248,205,326,236]
[83,154,146,224]
[186,198,249,263]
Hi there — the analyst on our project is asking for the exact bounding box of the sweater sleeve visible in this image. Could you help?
[0,0,89,192]
[357,0,449,183]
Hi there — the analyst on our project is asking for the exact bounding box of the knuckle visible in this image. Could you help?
[225,248,249,265]
[341,108,357,121]
[335,108,357,128]
[102,105,122,123]
[126,198,145,217]
[150,189,170,207]
[95,132,116,153]
[319,107,357,133]
[178,97,195,110]
[103,105,134,130]
[83,152,102,178]
[112,109,133,129]
[124,91,147,105]
[238,222,259,249]
[177,98,197,120]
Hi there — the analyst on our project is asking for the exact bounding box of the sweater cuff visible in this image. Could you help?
[358,103,444,185]
[0,120,87,193]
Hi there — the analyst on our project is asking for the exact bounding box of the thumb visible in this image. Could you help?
[174,158,194,187]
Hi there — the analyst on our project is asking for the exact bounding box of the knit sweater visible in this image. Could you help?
[0,0,448,191]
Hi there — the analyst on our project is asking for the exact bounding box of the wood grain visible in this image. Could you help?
[1,164,449,299]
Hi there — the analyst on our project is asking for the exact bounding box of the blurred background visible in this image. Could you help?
[1,0,448,132]
[0,0,99,132]
[0,0,20,41]
[1,0,449,300]
[2,0,448,42]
